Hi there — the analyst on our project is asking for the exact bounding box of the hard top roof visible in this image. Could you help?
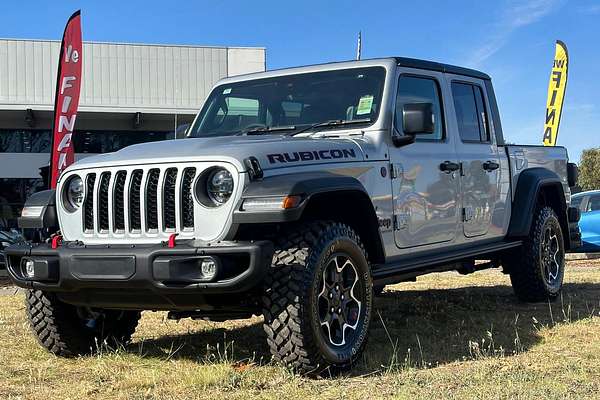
[218,57,491,85]
[394,57,490,80]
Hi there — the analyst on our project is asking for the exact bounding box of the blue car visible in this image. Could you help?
[571,190,600,252]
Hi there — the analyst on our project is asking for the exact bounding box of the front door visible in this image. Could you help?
[391,72,460,249]
[449,80,502,238]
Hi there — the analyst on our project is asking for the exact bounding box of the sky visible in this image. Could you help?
[1,0,598,162]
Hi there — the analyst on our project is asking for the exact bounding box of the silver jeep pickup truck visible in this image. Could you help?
[6,57,581,374]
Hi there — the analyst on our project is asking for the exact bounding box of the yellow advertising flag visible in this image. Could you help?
[542,40,568,146]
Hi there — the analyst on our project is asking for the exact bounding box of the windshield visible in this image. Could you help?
[189,66,386,137]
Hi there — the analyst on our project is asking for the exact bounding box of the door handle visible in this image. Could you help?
[439,161,460,173]
[483,160,500,171]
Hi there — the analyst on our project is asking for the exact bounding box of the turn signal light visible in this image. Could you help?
[242,195,302,211]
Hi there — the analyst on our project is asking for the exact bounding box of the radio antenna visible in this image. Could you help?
[356,31,362,60]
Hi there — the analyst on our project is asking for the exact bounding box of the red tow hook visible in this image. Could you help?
[167,233,179,248]
[51,235,63,249]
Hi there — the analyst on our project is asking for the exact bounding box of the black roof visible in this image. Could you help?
[394,57,491,80]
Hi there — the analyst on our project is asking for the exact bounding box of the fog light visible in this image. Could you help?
[22,258,35,278]
[200,258,218,280]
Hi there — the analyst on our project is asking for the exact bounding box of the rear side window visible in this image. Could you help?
[451,82,489,142]
[395,76,444,140]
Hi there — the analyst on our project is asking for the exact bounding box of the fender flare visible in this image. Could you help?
[507,168,567,238]
[232,171,370,224]
[18,189,58,229]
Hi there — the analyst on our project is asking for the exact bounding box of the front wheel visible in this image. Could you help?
[508,206,565,302]
[262,221,373,374]
[26,289,141,356]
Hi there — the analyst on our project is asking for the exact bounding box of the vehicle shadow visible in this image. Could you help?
[128,280,600,374]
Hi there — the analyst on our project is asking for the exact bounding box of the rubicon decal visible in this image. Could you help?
[267,148,357,164]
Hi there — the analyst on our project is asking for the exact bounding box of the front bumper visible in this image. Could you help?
[5,240,273,310]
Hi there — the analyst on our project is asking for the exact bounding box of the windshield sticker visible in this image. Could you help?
[222,88,232,94]
[356,95,374,115]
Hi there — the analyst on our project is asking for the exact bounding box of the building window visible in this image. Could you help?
[73,130,172,153]
[0,129,172,154]
[0,130,51,153]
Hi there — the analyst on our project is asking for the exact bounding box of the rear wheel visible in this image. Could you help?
[26,289,140,356]
[262,221,373,374]
[508,206,565,302]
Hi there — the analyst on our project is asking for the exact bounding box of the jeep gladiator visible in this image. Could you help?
[6,57,581,373]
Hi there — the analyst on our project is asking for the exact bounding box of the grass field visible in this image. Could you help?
[1,261,600,399]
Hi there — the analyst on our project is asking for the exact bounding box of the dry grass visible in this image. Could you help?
[1,262,600,399]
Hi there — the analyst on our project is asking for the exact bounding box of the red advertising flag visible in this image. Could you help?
[49,10,82,188]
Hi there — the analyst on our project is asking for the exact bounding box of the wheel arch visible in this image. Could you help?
[507,168,570,248]
[300,189,386,265]
[233,172,386,265]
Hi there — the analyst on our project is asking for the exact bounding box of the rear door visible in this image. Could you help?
[391,71,460,249]
[449,79,503,239]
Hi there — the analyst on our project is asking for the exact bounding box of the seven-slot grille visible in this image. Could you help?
[81,166,197,235]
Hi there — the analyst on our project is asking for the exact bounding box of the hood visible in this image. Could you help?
[67,135,367,173]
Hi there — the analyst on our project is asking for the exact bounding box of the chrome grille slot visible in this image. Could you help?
[98,172,111,232]
[181,167,196,229]
[163,168,178,230]
[113,171,127,231]
[145,169,160,231]
[84,174,96,231]
[129,170,143,231]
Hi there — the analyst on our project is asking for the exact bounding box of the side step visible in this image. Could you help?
[372,240,522,286]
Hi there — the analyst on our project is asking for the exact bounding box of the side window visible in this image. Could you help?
[395,76,443,140]
[586,195,600,212]
[451,82,490,142]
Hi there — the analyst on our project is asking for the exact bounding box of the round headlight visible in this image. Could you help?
[206,168,234,205]
[65,176,84,211]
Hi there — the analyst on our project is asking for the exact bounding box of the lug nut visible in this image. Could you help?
[329,293,333,299]
[330,307,334,313]
[338,308,342,314]
[341,294,344,300]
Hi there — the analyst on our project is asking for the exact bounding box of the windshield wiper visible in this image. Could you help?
[285,118,372,136]
[239,125,297,136]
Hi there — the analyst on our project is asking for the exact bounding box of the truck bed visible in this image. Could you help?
[505,145,570,201]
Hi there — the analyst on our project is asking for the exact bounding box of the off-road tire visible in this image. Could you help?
[262,221,373,374]
[373,285,385,296]
[508,206,565,302]
[26,289,141,356]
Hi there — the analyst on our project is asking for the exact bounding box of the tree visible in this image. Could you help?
[578,148,600,191]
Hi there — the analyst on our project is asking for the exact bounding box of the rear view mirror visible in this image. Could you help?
[403,103,434,135]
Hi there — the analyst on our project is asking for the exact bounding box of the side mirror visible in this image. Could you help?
[403,103,435,135]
